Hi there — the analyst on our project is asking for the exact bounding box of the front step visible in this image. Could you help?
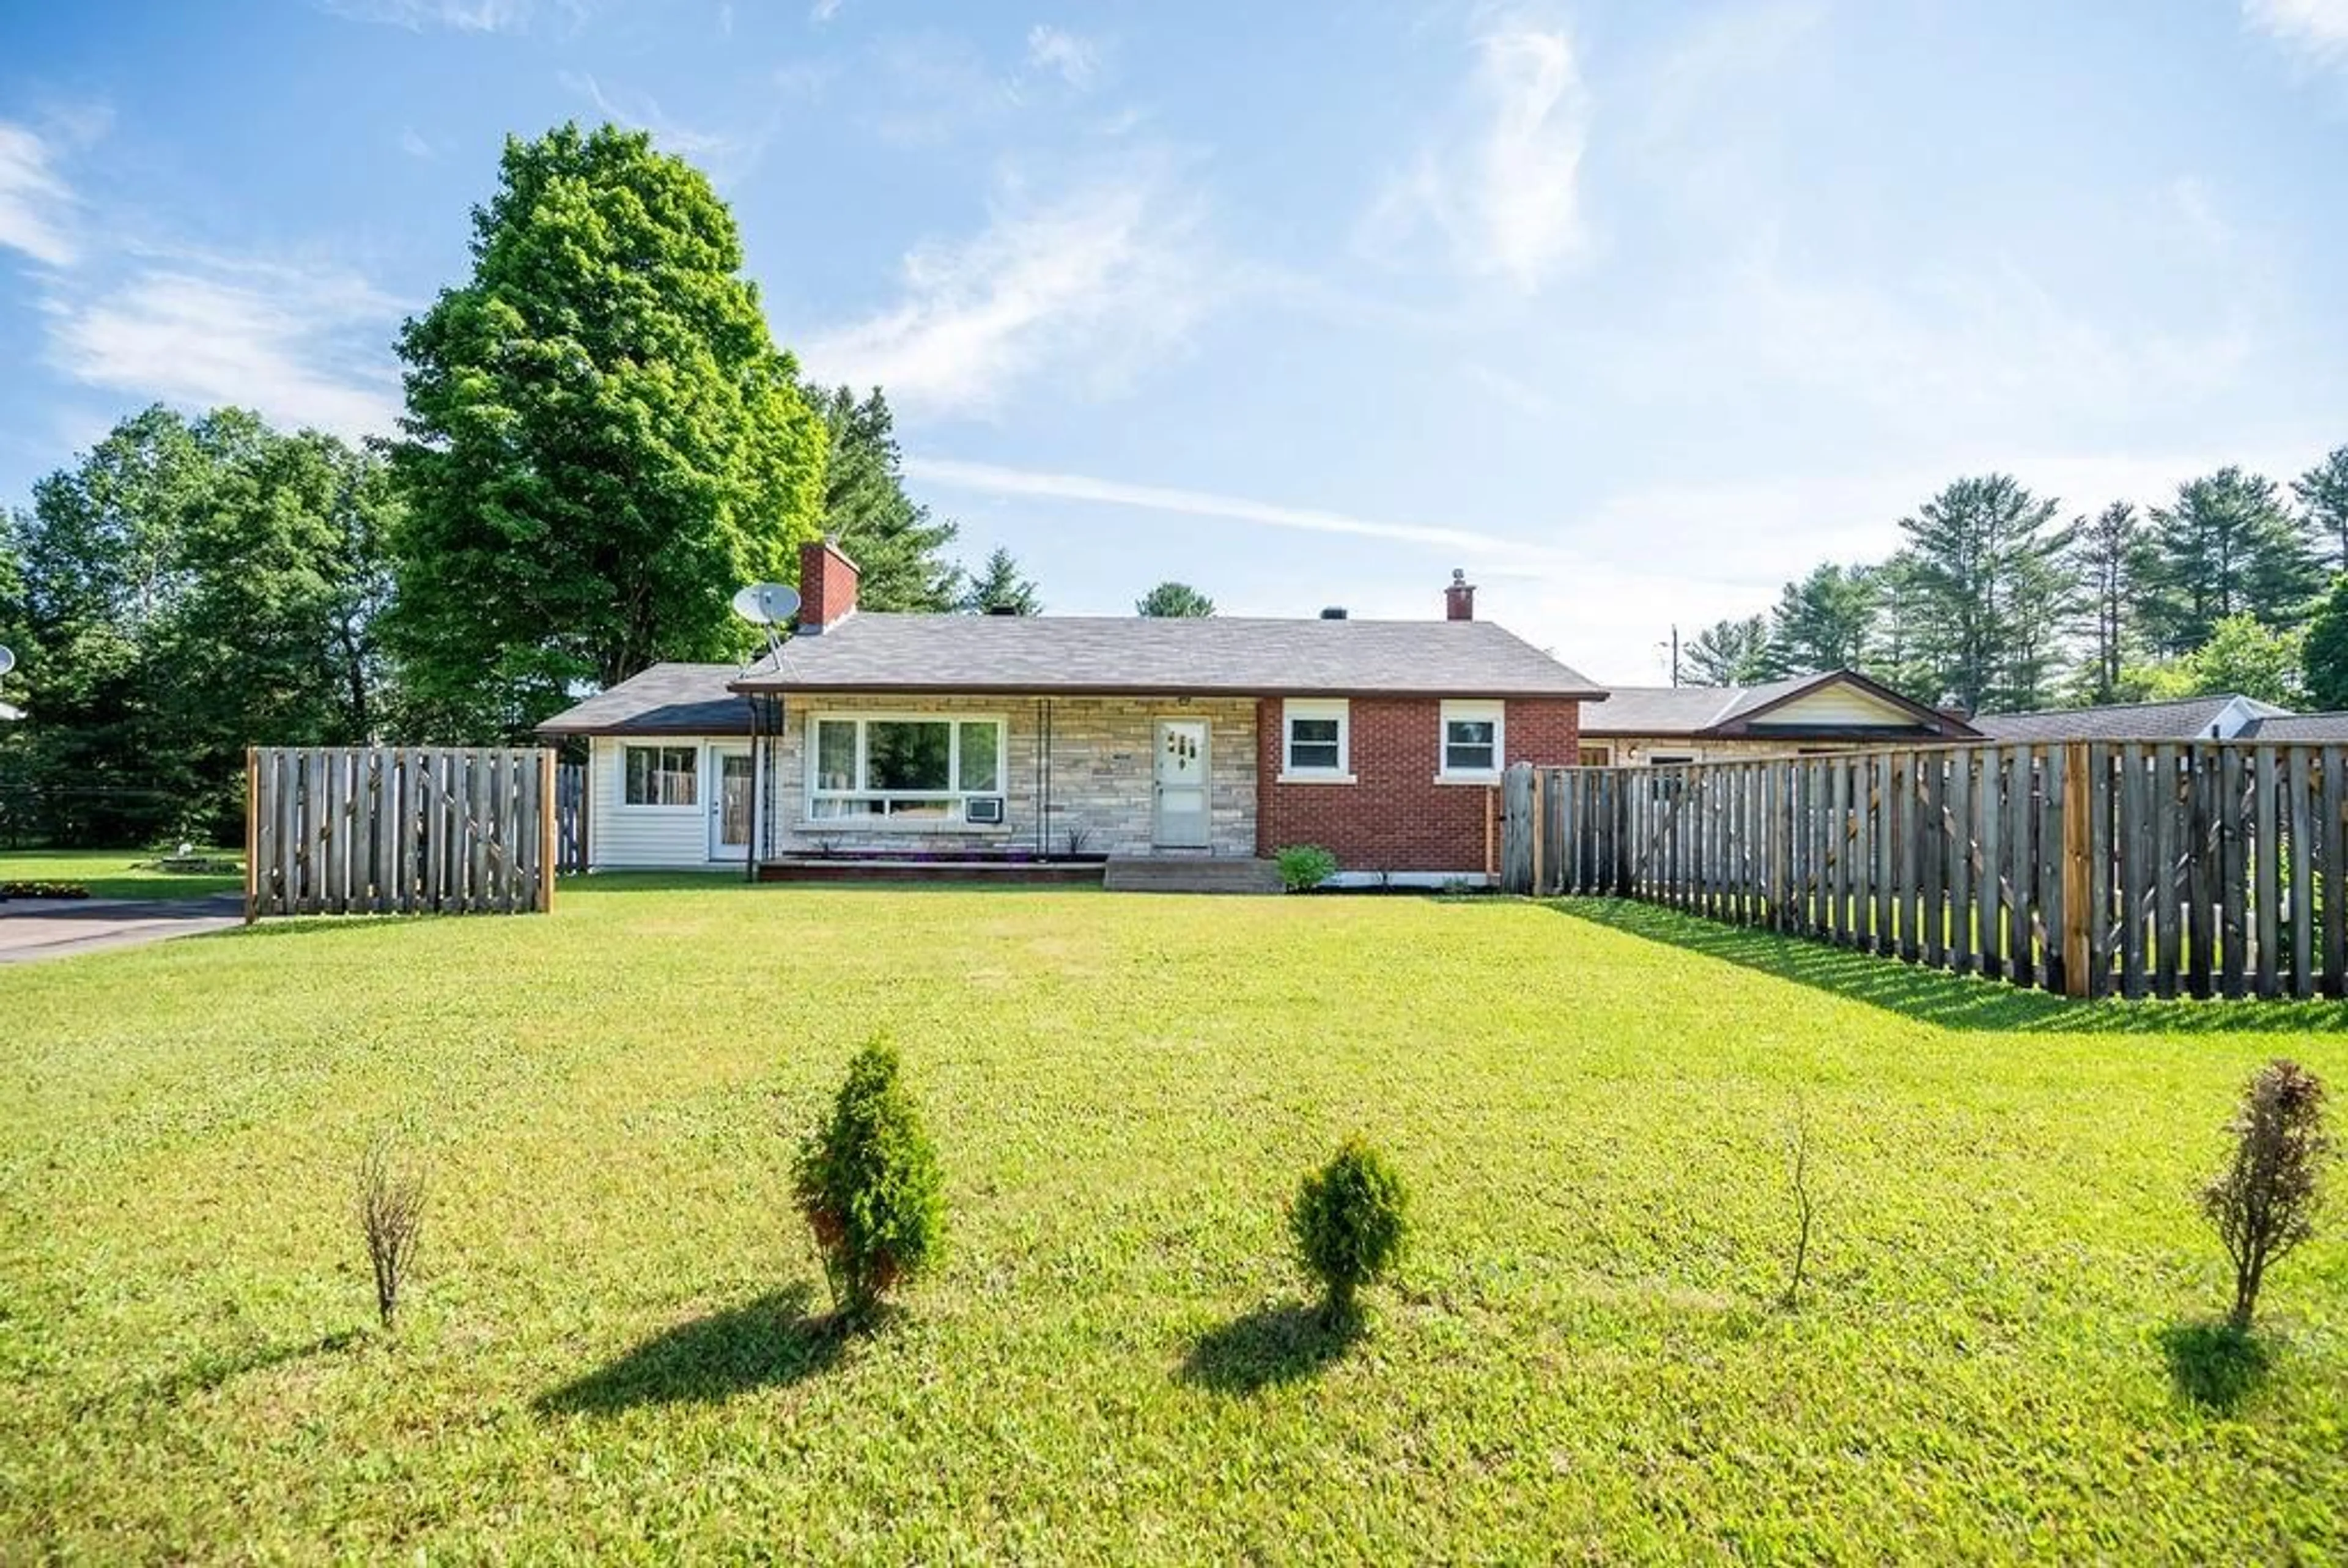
[1102,856,1284,894]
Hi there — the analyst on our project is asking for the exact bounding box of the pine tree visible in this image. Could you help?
[2303,575,2348,711]
[811,386,962,612]
[2069,501,2139,705]
[1894,476,2077,714]
[1136,581,1215,617]
[1766,562,1877,674]
[2137,468,2321,658]
[958,548,1042,615]
[2294,446,2348,577]
[1682,615,1773,686]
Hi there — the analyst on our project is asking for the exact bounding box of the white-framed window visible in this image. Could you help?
[623,743,700,806]
[805,713,1006,825]
[1281,699,1351,781]
[1439,700,1505,779]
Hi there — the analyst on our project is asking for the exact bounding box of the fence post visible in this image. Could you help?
[2061,741,2092,998]
[1530,767,1547,896]
[243,746,259,925]
[539,748,558,913]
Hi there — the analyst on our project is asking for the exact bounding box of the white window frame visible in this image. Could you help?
[1279,699,1354,783]
[1437,699,1506,782]
[802,712,1009,830]
[621,742,702,809]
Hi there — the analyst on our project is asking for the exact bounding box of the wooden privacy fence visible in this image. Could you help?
[245,746,558,919]
[1500,741,2348,1001]
[555,761,587,874]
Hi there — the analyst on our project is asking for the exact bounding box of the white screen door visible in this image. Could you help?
[1153,720,1210,848]
[710,747,754,859]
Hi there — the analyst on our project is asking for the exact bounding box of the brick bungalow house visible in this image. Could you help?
[538,539,1605,886]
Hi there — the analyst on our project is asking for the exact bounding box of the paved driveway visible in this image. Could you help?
[0,893,245,965]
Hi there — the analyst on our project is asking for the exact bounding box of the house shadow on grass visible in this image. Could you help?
[1179,1302,1363,1395]
[2158,1320,2272,1412]
[536,1284,845,1413]
[1548,899,2348,1036]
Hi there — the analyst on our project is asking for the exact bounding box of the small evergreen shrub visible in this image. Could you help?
[2202,1059,2333,1330]
[1274,844,1338,893]
[1290,1136,1409,1322]
[0,881,90,900]
[793,1036,945,1323]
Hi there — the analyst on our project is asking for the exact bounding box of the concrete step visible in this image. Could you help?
[1102,856,1284,894]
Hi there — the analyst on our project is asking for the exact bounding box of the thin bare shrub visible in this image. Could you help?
[2201,1059,2333,1331]
[358,1133,429,1330]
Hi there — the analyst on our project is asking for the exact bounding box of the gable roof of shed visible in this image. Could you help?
[728,612,1606,698]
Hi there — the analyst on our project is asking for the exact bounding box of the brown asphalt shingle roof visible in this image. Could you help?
[730,613,1606,698]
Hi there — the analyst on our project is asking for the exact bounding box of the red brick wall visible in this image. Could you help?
[1253,696,1582,873]
[799,539,859,630]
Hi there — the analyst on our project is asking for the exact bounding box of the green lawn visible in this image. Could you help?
[1,886,2342,1561]
[0,846,243,900]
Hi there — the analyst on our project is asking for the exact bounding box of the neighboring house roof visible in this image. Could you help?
[729,613,1607,699]
[1582,669,1974,740]
[1973,694,2291,743]
[2239,712,2348,742]
[537,663,752,735]
[0,699,20,722]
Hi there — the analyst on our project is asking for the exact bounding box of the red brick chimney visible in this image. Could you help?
[1444,568,1475,621]
[799,537,859,633]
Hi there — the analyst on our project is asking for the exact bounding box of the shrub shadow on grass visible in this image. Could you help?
[536,1285,845,1413]
[1179,1303,1363,1394]
[1548,899,2346,1035]
[2159,1320,2272,1412]
[149,1328,363,1405]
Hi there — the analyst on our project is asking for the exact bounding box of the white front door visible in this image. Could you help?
[1153,719,1211,848]
[710,746,755,859]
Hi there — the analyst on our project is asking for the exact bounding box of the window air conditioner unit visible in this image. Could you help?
[965,796,1005,825]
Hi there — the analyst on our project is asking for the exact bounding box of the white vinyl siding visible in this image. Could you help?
[587,737,726,869]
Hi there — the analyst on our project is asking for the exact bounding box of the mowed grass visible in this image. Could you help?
[0,847,243,900]
[1,885,2343,1562]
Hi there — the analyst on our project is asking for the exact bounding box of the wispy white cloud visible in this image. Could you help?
[1026,24,1104,90]
[809,0,844,21]
[397,125,438,160]
[2243,0,2348,67]
[908,457,1537,559]
[0,120,79,267]
[318,0,539,32]
[1362,12,1590,294]
[799,164,1209,416]
[45,257,405,440]
[558,70,762,163]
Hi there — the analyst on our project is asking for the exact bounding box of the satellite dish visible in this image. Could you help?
[731,583,801,626]
[0,645,14,678]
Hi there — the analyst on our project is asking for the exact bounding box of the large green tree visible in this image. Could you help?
[1894,475,2077,714]
[2294,446,2348,577]
[6,405,395,844]
[2303,575,2348,711]
[1682,614,1773,686]
[388,122,825,739]
[2136,468,2320,658]
[810,385,962,612]
[1136,580,1215,617]
[1765,562,1876,674]
[2124,613,2305,707]
[959,547,1042,616]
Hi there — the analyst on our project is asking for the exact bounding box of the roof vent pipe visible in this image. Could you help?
[1320,606,1348,620]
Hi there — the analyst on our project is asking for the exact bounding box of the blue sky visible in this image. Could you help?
[2,0,2344,680]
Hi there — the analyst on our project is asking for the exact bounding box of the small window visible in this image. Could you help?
[1439,701,1505,778]
[1578,743,1613,767]
[624,744,699,806]
[1283,700,1349,778]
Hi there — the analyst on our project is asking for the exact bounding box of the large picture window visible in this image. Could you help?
[807,715,1006,823]
[623,745,699,806]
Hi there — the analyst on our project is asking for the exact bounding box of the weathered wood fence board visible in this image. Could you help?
[1505,740,2348,1003]
[245,746,557,919]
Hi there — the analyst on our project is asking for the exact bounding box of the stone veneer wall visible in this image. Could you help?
[772,693,1258,858]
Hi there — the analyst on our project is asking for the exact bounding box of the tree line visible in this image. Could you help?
[1679,457,2348,716]
[0,124,1072,847]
